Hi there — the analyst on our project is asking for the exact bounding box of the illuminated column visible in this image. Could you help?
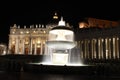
[91,39,94,59]
[82,41,85,59]
[94,39,97,59]
[18,39,21,54]
[113,37,116,59]
[8,37,12,54]
[105,38,109,59]
[86,40,90,59]
[80,41,83,59]
[77,41,81,59]
[41,41,43,55]
[101,39,104,59]
[22,39,25,54]
[108,38,111,59]
[40,41,42,55]
[89,40,92,59]
[84,40,87,59]
[32,38,35,55]
[34,42,37,55]
[98,38,101,59]
[15,37,18,54]
[115,37,117,59]
[43,42,45,55]
[84,40,89,59]
[39,43,41,55]
[116,37,119,59]
[41,38,44,55]
[15,38,17,54]
[98,38,104,59]
[44,44,48,55]
[105,38,111,59]
[18,39,20,54]
[91,39,96,59]
[113,37,119,59]
[44,35,48,55]
[17,38,20,54]
[30,38,33,55]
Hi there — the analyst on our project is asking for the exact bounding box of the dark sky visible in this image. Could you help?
[0,0,120,44]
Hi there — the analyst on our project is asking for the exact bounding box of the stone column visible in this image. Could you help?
[44,44,48,55]
[15,37,18,54]
[18,38,20,54]
[40,42,42,55]
[30,38,33,55]
[117,37,119,59]
[8,37,12,54]
[22,38,25,54]
[42,42,45,55]
[34,41,37,55]
[17,37,20,54]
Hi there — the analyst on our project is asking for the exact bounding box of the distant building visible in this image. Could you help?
[0,43,7,55]
[79,17,120,28]
[8,13,72,55]
[75,27,120,60]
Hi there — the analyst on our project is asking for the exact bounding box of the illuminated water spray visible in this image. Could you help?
[46,17,76,65]
[28,17,85,66]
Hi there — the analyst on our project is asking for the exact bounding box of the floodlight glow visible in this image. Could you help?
[45,17,77,65]
[46,29,76,49]
[58,17,65,26]
[46,28,76,49]
[52,53,68,65]
[46,17,76,50]
[49,29,74,41]
[28,62,87,66]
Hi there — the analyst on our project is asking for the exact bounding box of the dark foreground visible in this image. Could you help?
[0,71,120,80]
[1,64,120,80]
[1,55,120,80]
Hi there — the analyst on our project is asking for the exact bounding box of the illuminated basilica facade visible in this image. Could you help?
[8,24,49,55]
[8,13,72,56]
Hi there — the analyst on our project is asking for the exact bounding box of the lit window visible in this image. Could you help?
[20,31,23,34]
[12,41,15,44]
[26,31,29,34]
[12,31,15,34]
[37,40,40,44]
[33,31,36,33]
[43,31,46,33]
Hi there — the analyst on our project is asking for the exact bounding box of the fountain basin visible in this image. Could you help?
[46,41,76,50]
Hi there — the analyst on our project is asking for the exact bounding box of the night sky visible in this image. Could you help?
[0,0,120,44]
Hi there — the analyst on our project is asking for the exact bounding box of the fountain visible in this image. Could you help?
[25,17,90,74]
[28,17,85,66]
[44,17,85,66]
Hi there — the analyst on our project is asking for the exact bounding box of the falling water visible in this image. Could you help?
[40,46,85,66]
[29,17,86,66]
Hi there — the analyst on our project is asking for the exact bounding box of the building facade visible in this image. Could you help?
[0,43,7,55]
[8,14,73,56]
[79,17,120,28]
[8,24,49,55]
[78,18,120,60]
[75,26,120,60]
